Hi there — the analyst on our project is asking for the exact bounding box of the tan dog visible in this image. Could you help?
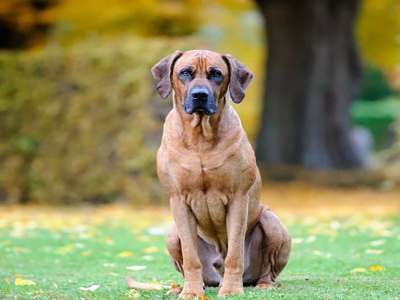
[152,50,291,298]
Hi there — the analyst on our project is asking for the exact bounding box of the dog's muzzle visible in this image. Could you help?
[184,88,217,115]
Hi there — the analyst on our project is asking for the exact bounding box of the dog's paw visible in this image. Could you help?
[179,284,204,299]
[166,285,183,295]
[218,284,244,297]
[255,281,274,290]
[179,290,204,298]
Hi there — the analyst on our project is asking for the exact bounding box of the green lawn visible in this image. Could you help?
[0,207,399,299]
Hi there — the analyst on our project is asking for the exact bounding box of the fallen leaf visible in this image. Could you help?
[12,274,24,278]
[74,243,84,249]
[118,251,134,258]
[55,244,74,255]
[147,227,167,235]
[306,235,316,243]
[125,276,164,290]
[370,239,385,246]
[369,265,385,271]
[312,250,322,255]
[126,289,141,298]
[365,249,383,255]
[33,290,43,295]
[292,238,303,244]
[4,278,10,284]
[142,247,159,254]
[13,246,29,253]
[104,236,114,245]
[197,297,210,300]
[15,278,36,286]
[135,236,152,242]
[103,263,116,267]
[142,255,154,261]
[81,251,92,256]
[127,266,147,271]
[350,268,367,273]
[330,221,340,230]
[79,284,101,291]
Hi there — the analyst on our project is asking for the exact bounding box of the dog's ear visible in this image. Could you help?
[151,50,183,99]
[222,54,253,104]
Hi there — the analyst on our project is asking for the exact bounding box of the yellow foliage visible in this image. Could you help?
[0,36,192,204]
[357,0,400,70]
[47,0,201,44]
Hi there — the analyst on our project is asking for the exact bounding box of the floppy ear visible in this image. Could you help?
[151,50,183,99]
[222,54,253,103]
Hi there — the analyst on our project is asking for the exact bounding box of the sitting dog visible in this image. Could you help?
[151,50,291,298]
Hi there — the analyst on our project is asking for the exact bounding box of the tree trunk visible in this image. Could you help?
[255,0,363,171]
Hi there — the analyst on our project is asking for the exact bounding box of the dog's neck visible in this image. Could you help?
[171,95,240,151]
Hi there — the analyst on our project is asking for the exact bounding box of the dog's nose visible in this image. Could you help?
[191,89,209,101]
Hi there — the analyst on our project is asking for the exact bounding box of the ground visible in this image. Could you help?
[0,183,399,299]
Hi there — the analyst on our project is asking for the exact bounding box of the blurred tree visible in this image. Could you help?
[255,0,365,170]
[0,0,57,49]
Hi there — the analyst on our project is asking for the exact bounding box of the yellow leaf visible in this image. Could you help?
[55,244,75,255]
[369,265,385,271]
[15,278,36,286]
[197,297,210,300]
[118,251,134,258]
[81,251,92,256]
[13,247,29,253]
[135,236,152,242]
[350,268,367,273]
[126,289,141,298]
[12,274,24,278]
[142,247,159,254]
[104,236,114,244]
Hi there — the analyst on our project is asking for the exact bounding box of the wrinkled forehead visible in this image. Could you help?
[174,50,229,73]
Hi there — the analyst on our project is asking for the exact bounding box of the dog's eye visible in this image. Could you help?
[181,70,190,77]
[211,70,221,78]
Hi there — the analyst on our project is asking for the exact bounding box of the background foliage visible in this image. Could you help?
[0,0,399,203]
[0,37,196,204]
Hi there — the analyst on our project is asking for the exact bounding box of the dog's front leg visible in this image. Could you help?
[218,194,248,297]
[170,196,204,298]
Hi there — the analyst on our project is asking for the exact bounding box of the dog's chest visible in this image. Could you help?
[189,188,229,247]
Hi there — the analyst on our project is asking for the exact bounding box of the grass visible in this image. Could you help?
[0,185,399,299]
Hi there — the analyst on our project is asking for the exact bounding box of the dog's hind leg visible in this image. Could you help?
[255,207,291,289]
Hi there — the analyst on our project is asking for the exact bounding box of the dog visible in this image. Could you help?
[151,50,291,298]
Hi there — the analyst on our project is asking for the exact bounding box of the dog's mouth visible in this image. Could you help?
[184,104,217,116]
[184,106,216,116]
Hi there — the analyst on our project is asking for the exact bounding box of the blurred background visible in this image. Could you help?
[0,0,400,205]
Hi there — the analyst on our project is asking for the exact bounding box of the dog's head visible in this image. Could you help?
[151,50,253,116]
